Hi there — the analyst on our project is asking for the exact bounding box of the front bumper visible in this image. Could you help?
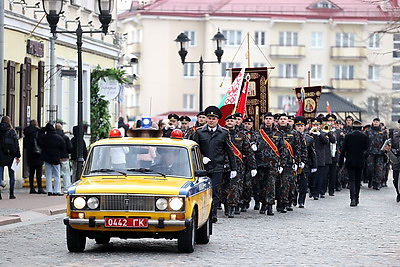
[64,217,192,228]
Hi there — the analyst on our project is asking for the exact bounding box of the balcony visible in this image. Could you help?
[330,78,366,91]
[331,46,366,59]
[269,77,305,89]
[269,45,306,58]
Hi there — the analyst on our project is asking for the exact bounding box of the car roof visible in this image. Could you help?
[91,137,198,149]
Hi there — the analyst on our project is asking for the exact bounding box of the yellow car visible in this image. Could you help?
[63,129,212,253]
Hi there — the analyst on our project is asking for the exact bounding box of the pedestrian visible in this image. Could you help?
[192,105,237,223]
[71,125,88,182]
[365,118,388,190]
[38,122,66,196]
[383,139,400,202]
[23,119,45,194]
[55,123,73,190]
[388,119,400,202]
[339,120,369,206]
[118,117,129,137]
[0,116,21,199]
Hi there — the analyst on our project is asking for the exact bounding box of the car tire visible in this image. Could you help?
[66,226,86,252]
[95,237,110,244]
[196,213,211,244]
[177,210,197,253]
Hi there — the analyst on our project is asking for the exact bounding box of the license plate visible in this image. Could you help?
[104,217,148,228]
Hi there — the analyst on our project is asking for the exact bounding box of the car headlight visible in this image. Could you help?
[73,197,86,210]
[87,197,99,209]
[156,198,168,210]
[169,197,184,211]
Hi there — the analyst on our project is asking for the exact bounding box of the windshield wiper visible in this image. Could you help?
[90,168,127,176]
[126,168,166,178]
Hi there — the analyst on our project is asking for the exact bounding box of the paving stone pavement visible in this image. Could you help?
[0,181,399,266]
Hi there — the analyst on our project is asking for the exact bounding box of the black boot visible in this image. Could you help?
[254,202,260,210]
[224,203,229,216]
[260,203,267,214]
[234,205,240,215]
[267,204,274,216]
[9,190,16,199]
[0,192,2,200]
[240,203,247,212]
[286,204,293,211]
[30,188,38,194]
[38,188,47,194]
[350,199,357,207]
[228,206,235,218]
[397,194,400,203]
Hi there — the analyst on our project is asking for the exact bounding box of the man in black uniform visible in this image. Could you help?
[184,111,206,140]
[339,120,369,206]
[192,106,237,223]
[162,114,180,137]
[388,119,400,202]
[179,115,191,136]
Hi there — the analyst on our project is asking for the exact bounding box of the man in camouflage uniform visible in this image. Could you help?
[294,116,317,208]
[253,112,287,215]
[220,115,257,218]
[388,119,400,202]
[184,111,207,140]
[241,117,258,211]
[277,113,301,212]
[366,118,388,190]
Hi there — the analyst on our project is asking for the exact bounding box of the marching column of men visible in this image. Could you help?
[157,106,399,220]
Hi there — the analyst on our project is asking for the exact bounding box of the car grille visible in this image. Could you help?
[99,195,155,212]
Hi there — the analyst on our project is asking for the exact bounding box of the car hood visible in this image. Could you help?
[70,176,193,196]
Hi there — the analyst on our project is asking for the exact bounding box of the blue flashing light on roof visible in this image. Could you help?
[142,117,152,128]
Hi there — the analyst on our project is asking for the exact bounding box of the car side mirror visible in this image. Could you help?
[194,170,207,177]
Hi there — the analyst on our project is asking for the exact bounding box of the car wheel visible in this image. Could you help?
[196,213,211,244]
[66,226,86,252]
[177,210,197,253]
[95,236,110,244]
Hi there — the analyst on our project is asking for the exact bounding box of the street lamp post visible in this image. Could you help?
[175,30,226,111]
[42,0,113,181]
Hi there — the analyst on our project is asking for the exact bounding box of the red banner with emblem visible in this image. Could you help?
[293,86,322,120]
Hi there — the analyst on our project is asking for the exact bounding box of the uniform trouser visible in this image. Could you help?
[276,168,291,205]
[321,164,330,195]
[347,166,362,201]
[241,171,253,205]
[311,166,325,198]
[257,167,276,205]
[393,170,400,195]
[328,163,337,195]
[29,165,43,190]
[297,171,308,205]
[209,172,222,217]
[220,171,243,206]
[366,154,385,186]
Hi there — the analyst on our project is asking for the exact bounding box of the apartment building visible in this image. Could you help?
[118,0,400,124]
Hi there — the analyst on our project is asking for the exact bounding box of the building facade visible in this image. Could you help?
[118,0,400,124]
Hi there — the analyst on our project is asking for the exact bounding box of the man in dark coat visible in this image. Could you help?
[339,120,369,206]
[23,119,45,194]
[117,117,129,137]
[192,106,237,223]
[38,122,66,196]
[55,123,73,190]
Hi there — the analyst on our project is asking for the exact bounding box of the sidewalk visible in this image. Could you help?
[0,188,66,226]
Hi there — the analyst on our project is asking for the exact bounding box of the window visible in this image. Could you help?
[183,94,195,110]
[254,63,265,67]
[393,66,400,90]
[279,32,298,46]
[222,30,242,46]
[309,0,340,9]
[368,65,380,81]
[368,33,380,49]
[393,34,400,58]
[279,64,298,78]
[220,62,241,77]
[278,95,297,111]
[392,98,400,122]
[254,31,266,46]
[184,31,196,47]
[311,32,323,48]
[367,97,379,115]
[184,63,195,77]
[336,33,355,47]
[311,64,322,80]
[334,65,354,79]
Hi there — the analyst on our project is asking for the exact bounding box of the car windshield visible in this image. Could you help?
[83,144,192,178]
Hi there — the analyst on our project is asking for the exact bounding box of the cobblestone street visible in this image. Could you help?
[1,182,399,266]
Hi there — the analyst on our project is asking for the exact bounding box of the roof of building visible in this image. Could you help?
[119,0,400,21]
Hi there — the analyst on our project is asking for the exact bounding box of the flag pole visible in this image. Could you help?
[247,32,251,67]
